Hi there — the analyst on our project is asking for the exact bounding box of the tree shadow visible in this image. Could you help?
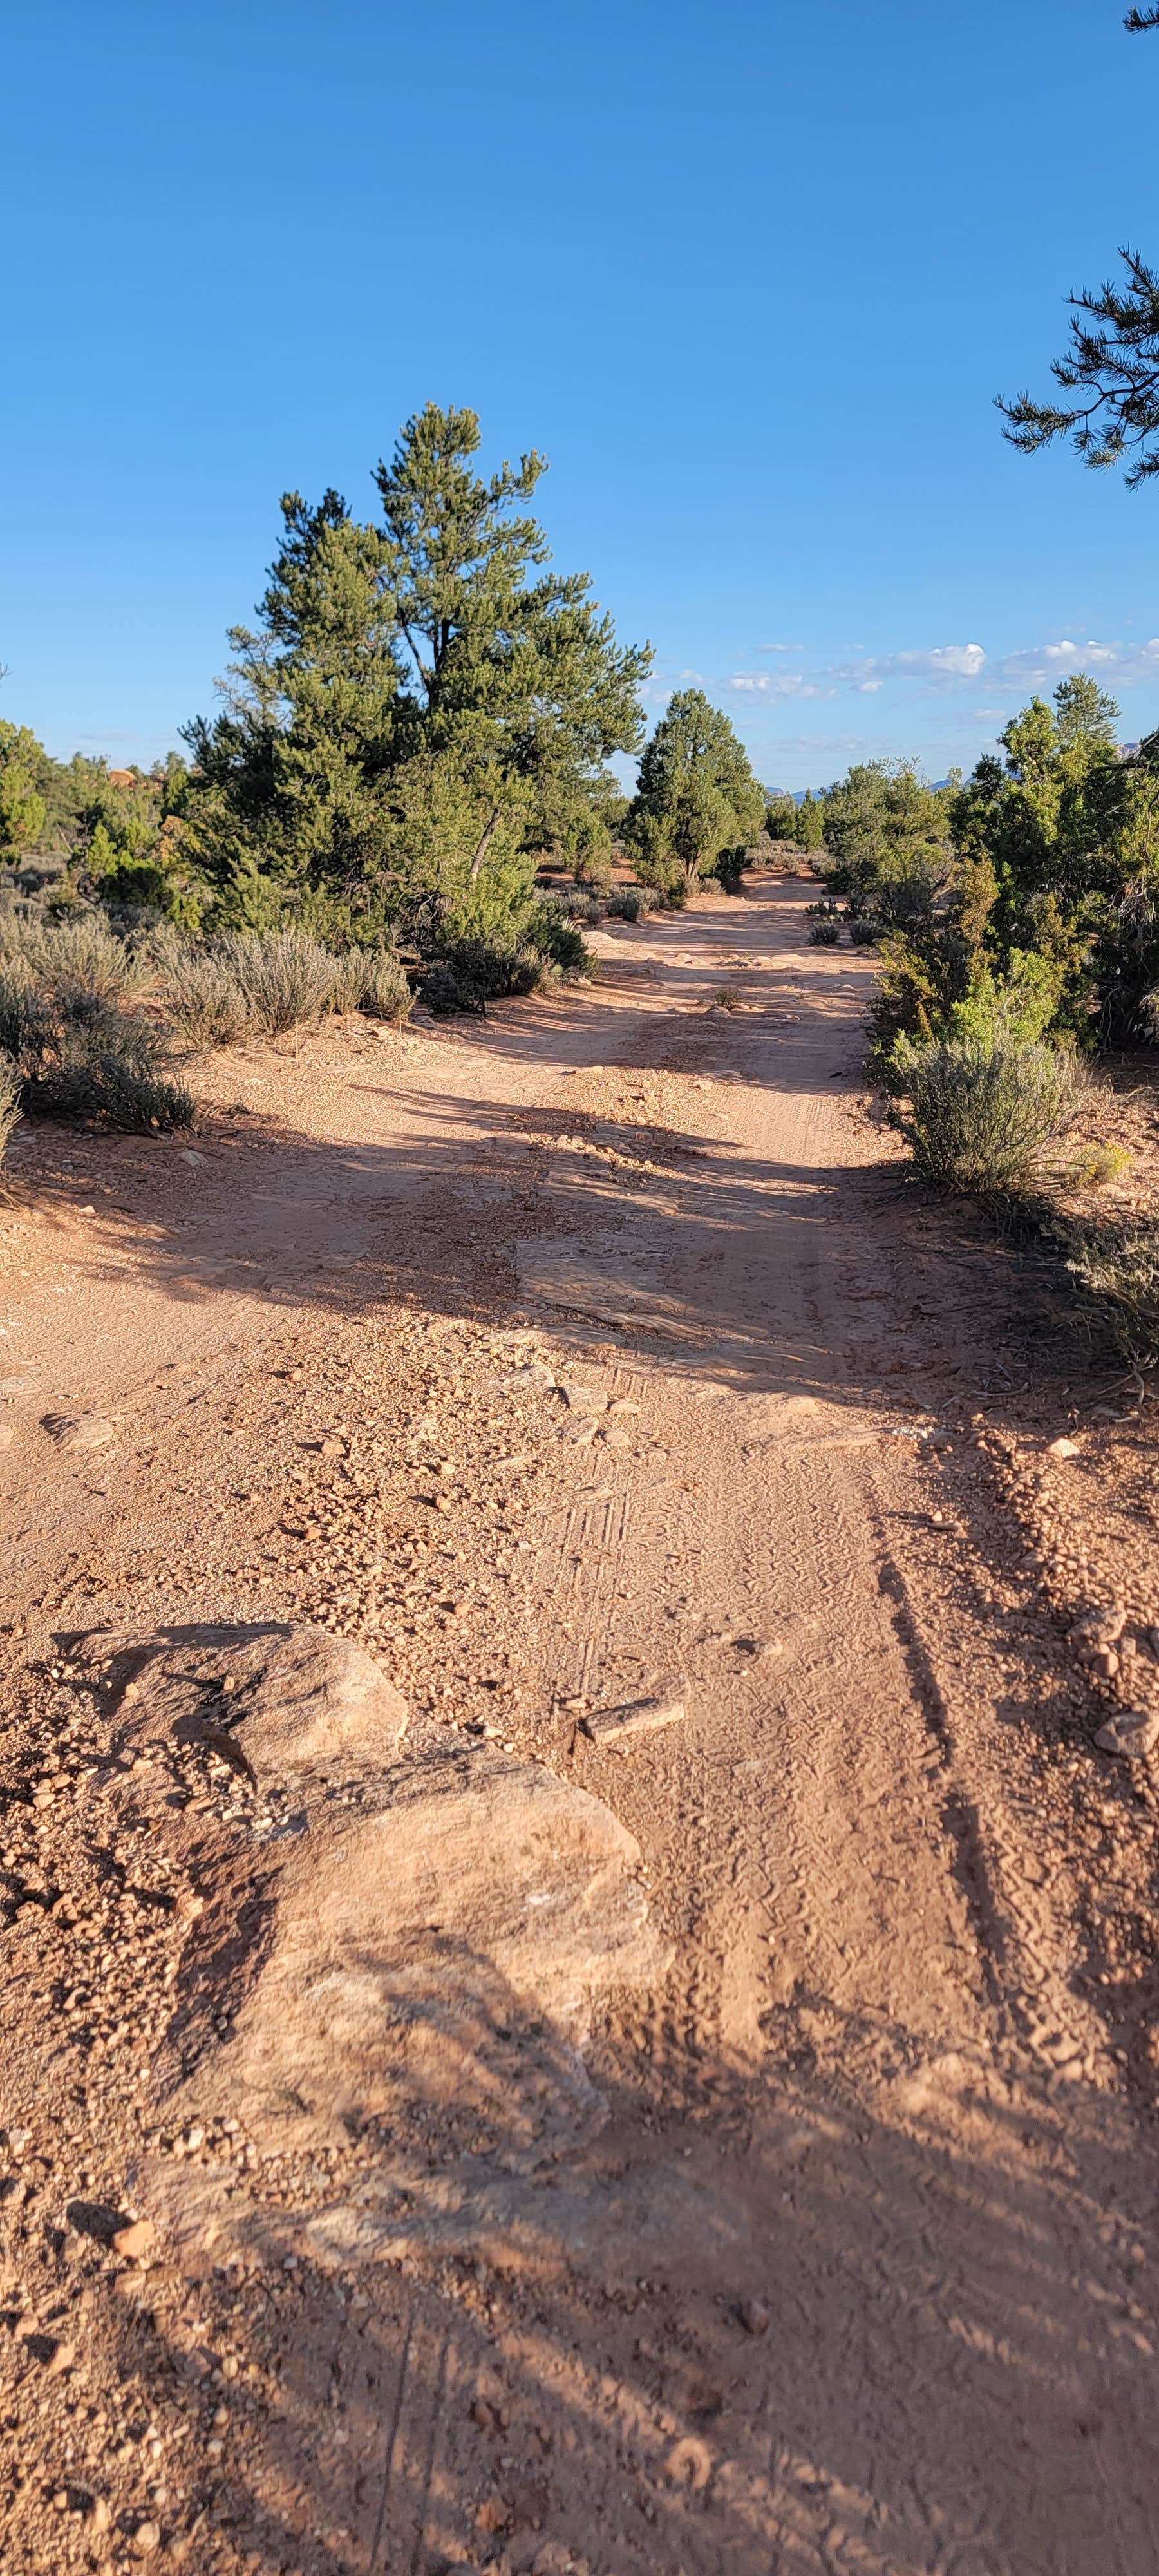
[91,1953,1159,2575]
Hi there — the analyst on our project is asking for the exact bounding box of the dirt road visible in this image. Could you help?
[3,878,1159,2576]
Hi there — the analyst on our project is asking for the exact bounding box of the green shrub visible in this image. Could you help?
[419,936,534,1015]
[0,964,46,1059]
[607,884,663,922]
[25,1047,195,1132]
[847,916,882,947]
[1066,1141,1131,1189]
[0,1057,19,1169]
[808,918,842,945]
[896,1036,1086,1192]
[211,929,350,1034]
[525,901,594,978]
[711,985,741,1010]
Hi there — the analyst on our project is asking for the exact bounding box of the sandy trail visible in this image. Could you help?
[3,880,1158,2575]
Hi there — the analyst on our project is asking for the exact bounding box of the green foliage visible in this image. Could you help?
[820,762,955,923]
[795,789,825,852]
[0,723,48,857]
[997,10,1159,483]
[999,248,1159,488]
[765,793,799,841]
[525,900,592,977]
[182,405,650,951]
[607,883,663,921]
[868,672,1159,1084]
[808,917,841,945]
[894,1036,1087,1193]
[626,690,766,889]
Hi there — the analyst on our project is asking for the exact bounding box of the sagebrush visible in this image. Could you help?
[896,1036,1087,1192]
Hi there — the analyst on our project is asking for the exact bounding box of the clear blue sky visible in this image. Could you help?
[3,0,1157,789]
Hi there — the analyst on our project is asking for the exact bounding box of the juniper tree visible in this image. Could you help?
[184,406,650,939]
[627,689,766,889]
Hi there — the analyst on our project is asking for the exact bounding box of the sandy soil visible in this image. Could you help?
[3,876,1159,2576]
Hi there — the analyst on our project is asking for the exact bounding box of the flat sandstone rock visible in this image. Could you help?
[156,1745,669,2148]
[70,1620,409,1777]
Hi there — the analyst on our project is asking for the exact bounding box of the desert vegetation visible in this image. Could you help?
[786,672,1159,1352]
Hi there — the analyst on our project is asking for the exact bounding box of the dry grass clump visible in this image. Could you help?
[162,933,411,1049]
[1068,1222,1159,1364]
[0,1057,20,1171]
[344,945,413,1025]
[210,928,352,1036]
[164,953,254,1051]
[0,913,151,1003]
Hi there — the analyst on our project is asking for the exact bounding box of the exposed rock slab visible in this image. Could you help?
[69,1620,408,1780]
[160,1744,668,2150]
[64,1625,668,2266]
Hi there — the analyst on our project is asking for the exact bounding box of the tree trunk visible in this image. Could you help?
[469,808,502,882]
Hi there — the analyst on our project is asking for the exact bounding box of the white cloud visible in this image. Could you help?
[755,641,804,654]
[728,671,834,699]
[832,643,986,687]
[992,638,1159,688]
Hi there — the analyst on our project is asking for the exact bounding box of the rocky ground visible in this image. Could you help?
[1,878,1158,2576]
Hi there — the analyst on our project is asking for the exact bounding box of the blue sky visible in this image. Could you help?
[3,0,1157,789]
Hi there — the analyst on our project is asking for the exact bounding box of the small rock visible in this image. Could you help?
[43,2338,76,2377]
[42,1413,115,1454]
[1069,1604,1127,1650]
[737,2297,770,2336]
[1048,1436,1081,1459]
[585,1689,688,1750]
[131,2521,161,2557]
[558,1382,607,1417]
[0,1425,14,1450]
[605,1399,641,1418]
[111,2218,153,2261]
[89,2498,111,2533]
[1091,1649,1120,1681]
[1095,1709,1159,1761]
[181,1150,207,1166]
